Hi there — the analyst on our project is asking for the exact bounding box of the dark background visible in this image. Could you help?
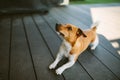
[0,0,63,14]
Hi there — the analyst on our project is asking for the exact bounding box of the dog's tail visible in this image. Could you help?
[91,21,99,31]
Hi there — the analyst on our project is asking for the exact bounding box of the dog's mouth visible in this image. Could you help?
[57,31,65,37]
[60,32,64,37]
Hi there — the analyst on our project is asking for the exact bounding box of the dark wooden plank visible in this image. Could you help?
[46,7,119,79]
[33,14,93,80]
[0,18,11,80]
[99,35,120,60]
[79,50,119,80]
[50,7,88,30]
[10,16,36,80]
[23,15,64,80]
[88,44,120,79]
[57,6,92,26]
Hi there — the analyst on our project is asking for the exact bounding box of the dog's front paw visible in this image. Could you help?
[49,63,56,69]
[56,68,64,75]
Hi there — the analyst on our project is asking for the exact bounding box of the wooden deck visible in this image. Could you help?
[0,3,120,80]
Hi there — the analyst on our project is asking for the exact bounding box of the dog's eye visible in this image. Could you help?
[67,26,72,31]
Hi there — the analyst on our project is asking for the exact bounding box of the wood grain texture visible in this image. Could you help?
[0,18,11,80]
[23,15,64,80]
[10,16,36,80]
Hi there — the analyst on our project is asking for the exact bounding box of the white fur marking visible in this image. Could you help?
[56,55,75,75]
[49,53,63,69]
[62,39,72,57]
[49,39,72,70]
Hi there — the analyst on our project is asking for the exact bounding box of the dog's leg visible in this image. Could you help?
[91,35,99,50]
[56,55,75,75]
[49,53,63,69]
[49,44,64,69]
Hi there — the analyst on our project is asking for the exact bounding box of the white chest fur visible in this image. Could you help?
[60,39,72,57]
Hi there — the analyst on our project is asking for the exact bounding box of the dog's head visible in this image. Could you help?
[55,23,87,43]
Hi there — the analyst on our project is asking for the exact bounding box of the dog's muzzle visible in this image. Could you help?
[55,23,64,37]
[55,23,61,31]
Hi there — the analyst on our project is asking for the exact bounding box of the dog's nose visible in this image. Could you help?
[56,23,61,27]
[55,23,61,31]
[56,23,58,27]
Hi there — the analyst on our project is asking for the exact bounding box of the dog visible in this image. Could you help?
[49,22,99,75]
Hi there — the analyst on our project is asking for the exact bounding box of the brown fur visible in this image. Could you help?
[56,24,97,61]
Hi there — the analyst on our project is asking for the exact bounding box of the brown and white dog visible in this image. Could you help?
[49,22,99,75]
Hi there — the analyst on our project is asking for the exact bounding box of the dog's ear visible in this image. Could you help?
[77,28,87,37]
